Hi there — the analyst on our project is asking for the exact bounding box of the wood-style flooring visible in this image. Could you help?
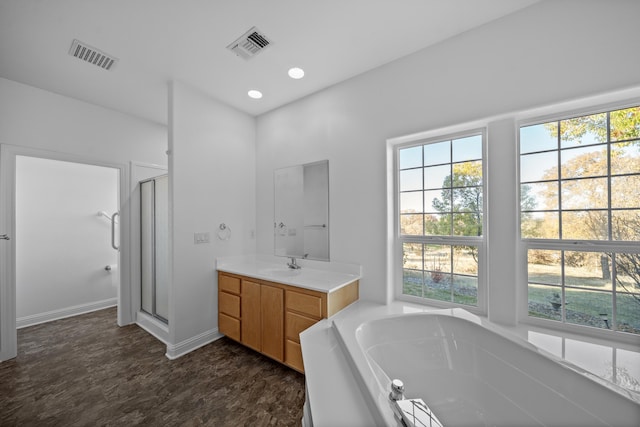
[0,307,306,426]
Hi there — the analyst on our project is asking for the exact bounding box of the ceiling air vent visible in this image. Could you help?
[226,26,272,60]
[69,39,118,70]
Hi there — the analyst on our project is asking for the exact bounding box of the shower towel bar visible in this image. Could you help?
[111,212,119,251]
[98,210,119,224]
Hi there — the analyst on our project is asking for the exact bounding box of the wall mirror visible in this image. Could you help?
[274,160,329,261]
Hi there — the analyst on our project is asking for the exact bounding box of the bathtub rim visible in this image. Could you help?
[330,302,640,426]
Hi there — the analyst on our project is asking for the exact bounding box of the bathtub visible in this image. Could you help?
[332,307,640,426]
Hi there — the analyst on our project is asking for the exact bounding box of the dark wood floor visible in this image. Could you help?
[0,307,306,426]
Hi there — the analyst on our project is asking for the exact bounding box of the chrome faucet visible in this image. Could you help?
[287,257,301,269]
[389,379,444,427]
[389,379,405,401]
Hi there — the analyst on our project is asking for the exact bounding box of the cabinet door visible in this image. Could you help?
[285,339,304,373]
[219,274,241,294]
[286,290,323,319]
[261,285,284,362]
[219,313,241,342]
[219,291,240,318]
[286,311,317,342]
[241,280,261,352]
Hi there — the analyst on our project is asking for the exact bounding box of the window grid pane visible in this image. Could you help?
[520,105,640,243]
[402,243,479,307]
[522,105,640,335]
[528,250,640,334]
[402,242,424,297]
[399,137,483,238]
[399,131,484,308]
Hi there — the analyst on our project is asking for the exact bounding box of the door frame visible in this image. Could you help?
[0,144,131,361]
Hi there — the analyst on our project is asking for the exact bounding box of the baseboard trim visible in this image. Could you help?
[165,328,224,360]
[136,311,169,345]
[17,298,117,329]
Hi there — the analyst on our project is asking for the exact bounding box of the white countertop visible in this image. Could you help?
[215,254,362,294]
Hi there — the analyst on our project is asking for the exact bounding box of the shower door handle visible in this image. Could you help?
[0,234,9,240]
[111,212,119,251]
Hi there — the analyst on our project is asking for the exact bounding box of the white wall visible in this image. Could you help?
[168,80,256,354]
[255,0,640,316]
[0,77,166,165]
[16,156,118,325]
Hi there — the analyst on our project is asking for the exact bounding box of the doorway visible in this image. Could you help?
[15,155,119,328]
[0,144,129,361]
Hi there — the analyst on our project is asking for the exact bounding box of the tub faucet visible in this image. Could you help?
[389,379,444,427]
[287,257,301,269]
[389,379,405,401]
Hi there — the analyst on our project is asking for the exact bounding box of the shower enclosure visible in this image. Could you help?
[140,175,168,323]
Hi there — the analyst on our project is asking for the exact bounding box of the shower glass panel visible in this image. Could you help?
[140,175,168,324]
[140,181,154,314]
[154,176,169,320]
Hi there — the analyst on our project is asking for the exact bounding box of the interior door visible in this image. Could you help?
[0,145,17,361]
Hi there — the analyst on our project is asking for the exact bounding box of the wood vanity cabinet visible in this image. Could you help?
[217,271,358,373]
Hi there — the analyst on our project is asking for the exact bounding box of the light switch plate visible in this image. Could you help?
[194,232,210,244]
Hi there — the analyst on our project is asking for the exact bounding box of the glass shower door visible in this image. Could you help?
[140,175,168,323]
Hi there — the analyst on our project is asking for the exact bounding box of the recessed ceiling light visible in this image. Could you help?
[288,67,305,79]
[248,89,263,99]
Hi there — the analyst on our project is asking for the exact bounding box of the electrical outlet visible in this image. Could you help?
[194,232,210,244]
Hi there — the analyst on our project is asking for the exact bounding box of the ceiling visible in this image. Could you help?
[0,0,539,124]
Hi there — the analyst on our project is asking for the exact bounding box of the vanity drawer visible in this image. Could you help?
[286,290,323,319]
[285,339,304,373]
[219,291,240,318]
[219,274,241,294]
[286,311,317,342]
[219,313,241,342]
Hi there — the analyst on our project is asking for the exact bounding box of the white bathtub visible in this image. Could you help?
[333,307,640,426]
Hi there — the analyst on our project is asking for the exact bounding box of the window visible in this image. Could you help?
[519,105,640,335]
[398,131,485,308]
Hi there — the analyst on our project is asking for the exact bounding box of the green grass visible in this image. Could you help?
[402,266,639,333]
[528,283,640,332]
[402,269,478,306]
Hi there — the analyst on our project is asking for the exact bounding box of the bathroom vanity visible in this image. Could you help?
[216,256,360,373]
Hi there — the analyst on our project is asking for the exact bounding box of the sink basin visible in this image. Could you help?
[259,268,302,278]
